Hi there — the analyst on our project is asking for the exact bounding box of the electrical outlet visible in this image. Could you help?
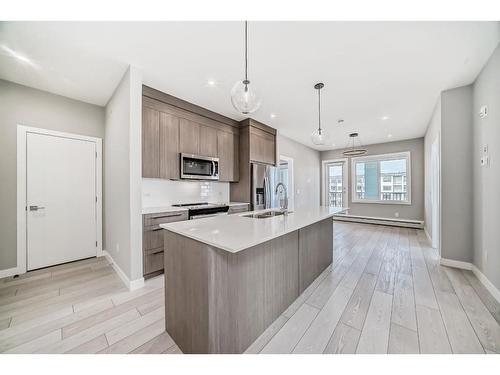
[483,144,488,154]
[116,243,120,253]
[395,212,399,218]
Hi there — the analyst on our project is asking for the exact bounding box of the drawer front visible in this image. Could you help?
[143,228,164,250]
[144,211,188,227]
[228,205,249,215]
[144,250,164,275]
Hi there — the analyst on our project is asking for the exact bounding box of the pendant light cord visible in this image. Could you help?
[318,87,322,132]
[244,21,248,82]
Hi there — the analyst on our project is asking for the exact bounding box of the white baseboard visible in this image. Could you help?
[424,227,432,245]
[0,266,22,279]
[471,264,500,304]
[102,250,144,291]
[439,257,473,270]
[440,257,500,304]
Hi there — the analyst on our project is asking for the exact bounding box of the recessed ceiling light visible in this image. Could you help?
[380,116,390,121]
[270,113,277,119]
[207,79,217,87]
[388,134,393,138]
[1,44,38,68]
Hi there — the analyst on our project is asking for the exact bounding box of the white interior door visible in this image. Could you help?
[325,161,348,208]
[431,137,440,250]
[27,132,97,270]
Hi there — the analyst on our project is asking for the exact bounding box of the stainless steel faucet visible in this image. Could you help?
[275,182,288,212]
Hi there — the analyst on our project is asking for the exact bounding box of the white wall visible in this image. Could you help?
[472,44,500,291]
[320,138,425,221]
[0,79,105,272]
[277,134,321,209]
[424,98,441,242]
[142,179,230,208]
[104,66,143,285]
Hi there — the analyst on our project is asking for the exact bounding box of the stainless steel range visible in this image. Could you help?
[171,202,229,220]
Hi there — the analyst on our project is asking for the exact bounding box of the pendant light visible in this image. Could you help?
[311,82,331,146]
[342,132,367,156]
[231,21,261,114]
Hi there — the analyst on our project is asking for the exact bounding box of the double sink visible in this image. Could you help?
[242,209,290,219]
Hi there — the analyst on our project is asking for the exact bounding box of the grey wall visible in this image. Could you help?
[277,134,321,209]
[104,66,143,282]
[0,79,105,271]
[472,44,500,290]
[321,138,425,221]
[440,85,474,263]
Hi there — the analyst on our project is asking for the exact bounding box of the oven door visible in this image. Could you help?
[181,154,219,180]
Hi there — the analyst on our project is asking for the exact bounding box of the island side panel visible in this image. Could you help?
[298,218,334,293]
[164,230,226,354]
[227,231,299,353]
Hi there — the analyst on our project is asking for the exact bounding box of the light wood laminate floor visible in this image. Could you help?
[1,222,499,354]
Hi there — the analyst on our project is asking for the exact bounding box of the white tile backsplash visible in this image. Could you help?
[142,178,230,207]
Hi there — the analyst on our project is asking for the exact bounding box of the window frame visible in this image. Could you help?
[351,151,412,205]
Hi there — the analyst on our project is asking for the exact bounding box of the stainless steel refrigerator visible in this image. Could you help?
[251,163,281,211]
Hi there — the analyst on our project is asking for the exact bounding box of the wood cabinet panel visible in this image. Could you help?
[249,130,276,166]
[144,249,164,275]
[159,112,180,179]
[179,118,200,155]
[199,125,218,157]
[217,130,239,182]
[142,107,160,178]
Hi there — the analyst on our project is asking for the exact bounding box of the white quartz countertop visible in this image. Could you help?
[160,206,344,253]
[142,202,249,215]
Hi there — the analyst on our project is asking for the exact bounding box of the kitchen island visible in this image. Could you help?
[161,206,343,353]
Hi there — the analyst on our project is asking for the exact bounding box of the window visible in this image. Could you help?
[351,151,411,204]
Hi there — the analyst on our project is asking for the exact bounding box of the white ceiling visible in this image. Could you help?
[1,21,499,150]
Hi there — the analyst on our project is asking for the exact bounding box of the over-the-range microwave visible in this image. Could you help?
[180,153,219,180]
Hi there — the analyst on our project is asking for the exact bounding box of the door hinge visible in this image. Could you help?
[95,151,98,158]
[96,241,98,247]
[95,196,98,203]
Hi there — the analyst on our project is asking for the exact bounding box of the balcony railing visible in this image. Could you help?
[356,192,407,201]
[328,191,343,208]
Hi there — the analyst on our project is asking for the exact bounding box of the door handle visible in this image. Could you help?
[29,205,45,211]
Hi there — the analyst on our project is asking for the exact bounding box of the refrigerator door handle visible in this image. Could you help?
[263,176,269,209]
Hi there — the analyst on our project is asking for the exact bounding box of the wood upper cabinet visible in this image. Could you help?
[179,118,200,155]
[142,106,160,178]
[249,127,276,166]
[199,125,218,157]
[217,130,239,182]
[159,112,179,179]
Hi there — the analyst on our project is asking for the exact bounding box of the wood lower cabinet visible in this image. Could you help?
[142,210,188,279]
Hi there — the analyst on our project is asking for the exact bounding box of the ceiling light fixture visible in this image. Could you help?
[230,21,261,114]
[342,132,367,156]
[380,116,390,120]
[311,82,331,146]
[207,79,217,87]
[270,113,277,119]
[388,134,393,138]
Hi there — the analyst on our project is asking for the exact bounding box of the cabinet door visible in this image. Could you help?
[199,125,218,157]
[217,130,239,182]
[142,107,160,178]
[179,118,200,155]
[159,112,180,179]
[250,131,276,166]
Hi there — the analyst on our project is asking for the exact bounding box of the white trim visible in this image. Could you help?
[471,264,500,304]
[16,125,103,275]
[424,227,433,246]
[333,213,423,229]
[439,257,473,270]
[351,151,412,205]
[102,250,145,291]
[0,267,22,279]
[278,155,294,211]
[439,258,500,304]
[321,158,349,208]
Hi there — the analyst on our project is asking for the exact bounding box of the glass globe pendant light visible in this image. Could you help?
[231,21,262,114]
[311,83,331,146]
